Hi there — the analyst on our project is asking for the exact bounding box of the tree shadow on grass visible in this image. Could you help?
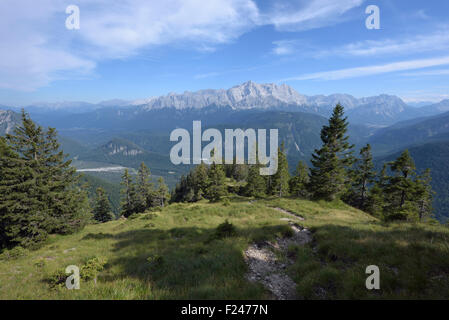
[295,223,449,299]
[100,224,291,299]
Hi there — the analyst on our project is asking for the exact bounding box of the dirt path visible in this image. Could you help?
[271,207,305,221]
[244,208,312,300]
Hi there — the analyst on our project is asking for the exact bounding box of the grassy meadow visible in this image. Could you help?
[0,197,448,299]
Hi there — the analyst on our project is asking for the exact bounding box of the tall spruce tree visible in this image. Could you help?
[383,150,419,221]
[269,142,290,197]
[1,111,91,248]
[0,137,48,248]
[192,162,209,200]
[120,169,136,217]
[308,104,354,200]
[346,144,376,210]
[366,164,387,217]
[134,162,153,212]
[414,168,434,221]
[244,163,266,198]
[206,160,227,202]
[93,187,114,222]
[155,177,170,207]
[289,160,309,198]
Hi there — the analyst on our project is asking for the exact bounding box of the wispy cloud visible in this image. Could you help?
[284,56,449,81]
[0,0,259,91]
[267,0,365,31]
[194,72,221,79]
[318,27,449,57]
[0,0,367,91]
[400,68,449,77]
[272,40,296,55]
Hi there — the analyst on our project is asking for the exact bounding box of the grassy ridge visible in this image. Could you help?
[0,198,448,299]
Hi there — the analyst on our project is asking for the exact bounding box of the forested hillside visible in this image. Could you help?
[378,141,449,222]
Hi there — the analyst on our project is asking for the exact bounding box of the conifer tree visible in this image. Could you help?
[134,162,153,212]
[155,177,170,207]
[206,153,227,202]
[346,144,376,210]
[192,162,209,200]
[120,169,136,217]
[244,162,267,198]
[0,137,48,248]
[269,142,290,197]
[308,104,354,200]
[366,164,387,217]
[289,160,309,198]
[414,168,434,221]
[1,111,91,247]
[382,150,420,221]
[93,187,114,222]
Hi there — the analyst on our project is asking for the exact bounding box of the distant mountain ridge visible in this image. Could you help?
[0,110,21,135]
[3,81,447,126]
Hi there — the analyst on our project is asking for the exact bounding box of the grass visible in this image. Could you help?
[1,196,448,299]
[265,198,449,299]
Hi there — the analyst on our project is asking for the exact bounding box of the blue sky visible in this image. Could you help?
[1,0,449,106]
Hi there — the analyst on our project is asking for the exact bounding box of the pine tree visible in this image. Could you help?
[414,168,434,221]
[308,104,354,200]
[0,137,48,248]
[289,160,309,198]
[346,144,376,210]
[206,162,227,202]
[120,169,136,217]
[93,187,114,222]
[1,111,91,248]
[366,164,387,217]
[244,163,267,198]
[269,142,290,197]
[192,162,209,200]
[383,150,419,221]
[155,177,170,207]
[134,162,153,212]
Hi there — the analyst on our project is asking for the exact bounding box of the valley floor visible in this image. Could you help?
[1,197,448,299]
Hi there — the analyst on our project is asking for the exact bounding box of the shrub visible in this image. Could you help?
[127,213,140,220]
[141,213,158,220]
[147,254,164,270]
[0,246,29,260]
[80,257,107,281]
[48,268,68,288]
[214,220,237,239]
[34,257,47,268]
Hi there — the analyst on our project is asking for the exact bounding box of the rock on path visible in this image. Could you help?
[244,210,312,300]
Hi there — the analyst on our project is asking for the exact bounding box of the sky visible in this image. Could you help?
[1,0,449,106]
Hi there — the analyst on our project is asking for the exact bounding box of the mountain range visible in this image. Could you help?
[4,81,449,127]
[1,81,448,221]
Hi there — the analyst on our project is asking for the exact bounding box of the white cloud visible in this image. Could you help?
[284,56,449,81]
[267,0,365,31]
[0,0,365,91]
[400,68,449,77]
[0,0,95,91]
[77,0,260,58]
[272,40,296,55]
[0,0,260,91]
[323,27,449,57]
